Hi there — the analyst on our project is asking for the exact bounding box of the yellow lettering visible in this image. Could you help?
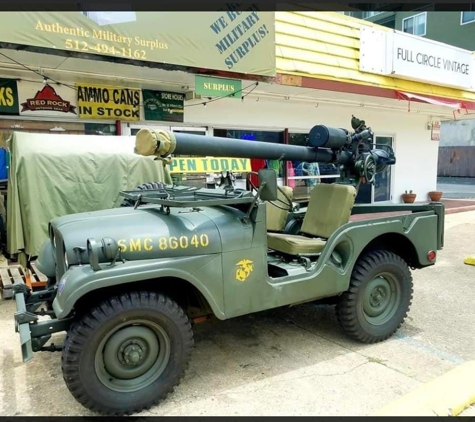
[191,235,199,248]
[200,234,210,247]
[169,236,179,249]
[118,239,127,253]
[35,20,44,31]
[130,238,141,252]
[144,238,153,251]
[179,236,189,249]
[158,238,168,250]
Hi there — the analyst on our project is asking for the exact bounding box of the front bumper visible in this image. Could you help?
[12,284,73,362]
[13,286,37,362]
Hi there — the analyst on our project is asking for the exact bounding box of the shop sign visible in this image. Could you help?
[77,84,141,121]
[0,78,19,115]
[143,90,184,122]
[431,121,441,141]
[359,27,474,90]
[0,11,275,77]
[195,76,242,98]
[169,157,251,174]
[18,81,78,118]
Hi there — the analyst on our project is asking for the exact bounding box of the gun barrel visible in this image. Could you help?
[135,128,336,163]
[172,132,335,163]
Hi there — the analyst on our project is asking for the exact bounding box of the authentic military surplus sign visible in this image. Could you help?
[77,84,141,121]
[143,90,184,122]
[0,11,275,77]
[169,157,251,174]
[0,78,19,115]
[195,76,242,98]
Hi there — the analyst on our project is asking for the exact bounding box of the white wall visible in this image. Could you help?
[181,97,438,203]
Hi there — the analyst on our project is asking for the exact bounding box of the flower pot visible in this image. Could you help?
[402,193,417,203]
[428,191,443,202]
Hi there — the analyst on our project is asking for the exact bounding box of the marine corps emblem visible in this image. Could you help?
[236,259,254,282]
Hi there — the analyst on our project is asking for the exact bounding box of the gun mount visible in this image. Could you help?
[135,115,395,190]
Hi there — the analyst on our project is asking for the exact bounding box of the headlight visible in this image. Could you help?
[64,252,69,268]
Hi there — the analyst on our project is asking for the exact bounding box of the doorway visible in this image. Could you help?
[373,136,394,203]
[355,134,395,204]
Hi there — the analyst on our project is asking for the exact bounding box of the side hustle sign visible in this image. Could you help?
[359,28,474,90]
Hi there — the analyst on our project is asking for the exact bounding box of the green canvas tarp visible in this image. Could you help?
[7,131,171,257]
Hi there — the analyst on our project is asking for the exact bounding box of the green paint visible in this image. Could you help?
[0,78,19,115]
[143,90,184,122]
[195,75,242,98]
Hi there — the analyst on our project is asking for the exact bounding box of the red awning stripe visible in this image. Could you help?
[396,91,469,110]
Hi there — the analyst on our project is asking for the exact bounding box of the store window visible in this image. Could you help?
[286,133,340,201]
[84,123,117,135]
[461,11,475,25]
[402,12,427,36]
[212,129,285,190]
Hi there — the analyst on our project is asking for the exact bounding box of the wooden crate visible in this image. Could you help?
[0,262,48,299]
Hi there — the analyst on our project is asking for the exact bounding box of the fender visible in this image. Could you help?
[53,253,225,320]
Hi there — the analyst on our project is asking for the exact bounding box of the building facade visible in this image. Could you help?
[0,11,474,206]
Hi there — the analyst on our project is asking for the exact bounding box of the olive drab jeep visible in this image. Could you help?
[12,117,444,415]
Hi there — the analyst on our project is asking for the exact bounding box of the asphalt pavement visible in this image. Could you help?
[1,210,475,416]
[437,177,475,199]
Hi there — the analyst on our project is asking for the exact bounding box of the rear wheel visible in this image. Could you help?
[61,291,194,415]
[336,250,413,343]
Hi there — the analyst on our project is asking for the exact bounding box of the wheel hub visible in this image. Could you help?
[118,339,148,367]
[362,274,400,324]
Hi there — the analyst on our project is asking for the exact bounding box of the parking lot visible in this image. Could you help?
[1,210,474,417]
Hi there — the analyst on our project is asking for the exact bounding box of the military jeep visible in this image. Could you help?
[12,117,444,415]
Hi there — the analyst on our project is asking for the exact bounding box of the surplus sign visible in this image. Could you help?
[77,84,141,121]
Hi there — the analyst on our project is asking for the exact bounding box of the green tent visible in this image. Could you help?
[6,131,171,260]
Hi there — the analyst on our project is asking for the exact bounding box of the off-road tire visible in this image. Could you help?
[336,250,413,344]
[61,291,194,415]
[120,182,164,207]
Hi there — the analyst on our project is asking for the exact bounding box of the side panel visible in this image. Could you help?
[223,213,439,319]
[53,254,225,319]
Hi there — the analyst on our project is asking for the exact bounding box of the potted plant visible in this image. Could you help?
[401,190,417,203]
[428,190,443,202]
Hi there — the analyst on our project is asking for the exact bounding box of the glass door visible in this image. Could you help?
[373,136,394,203]
[355,135,394,204]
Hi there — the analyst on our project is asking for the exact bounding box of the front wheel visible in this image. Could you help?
[336,250,413,343]
[61,291,194,415]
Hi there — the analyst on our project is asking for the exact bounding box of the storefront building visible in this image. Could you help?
[0,11,475,204]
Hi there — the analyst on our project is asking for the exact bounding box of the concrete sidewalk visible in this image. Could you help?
[1,211,475,416]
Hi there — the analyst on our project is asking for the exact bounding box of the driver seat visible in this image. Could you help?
[267,183,356,256]
[266,186,294,232]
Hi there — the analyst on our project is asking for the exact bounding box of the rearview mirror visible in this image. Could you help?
[258,168,278,201]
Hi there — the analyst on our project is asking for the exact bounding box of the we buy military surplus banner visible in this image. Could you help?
[0,11,275,77]
[77,84,141,121]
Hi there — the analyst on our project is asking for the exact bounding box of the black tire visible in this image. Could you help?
[336,250,413,344]
[120,182,164,207]
[61,291,194,415]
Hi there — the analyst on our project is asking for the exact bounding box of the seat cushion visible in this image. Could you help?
[266,186,293,232]
[267,232,326,255]
[301,183,356,239]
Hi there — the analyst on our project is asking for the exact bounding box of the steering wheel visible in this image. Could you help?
[246,171,293,212]
[363,153,377,184]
